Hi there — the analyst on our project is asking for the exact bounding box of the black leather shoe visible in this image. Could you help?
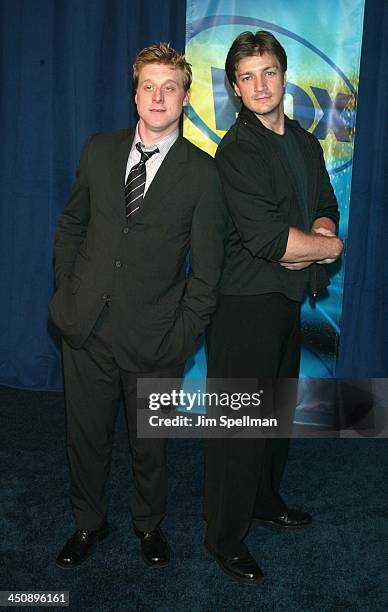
[206,545,264,585]
[254,508,312,529]
[134,527,170,568]
[56,521,109,569]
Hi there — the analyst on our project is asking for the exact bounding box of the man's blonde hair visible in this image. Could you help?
[133,42,192,92]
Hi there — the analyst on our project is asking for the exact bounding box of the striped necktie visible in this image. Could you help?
[125,142,159,218]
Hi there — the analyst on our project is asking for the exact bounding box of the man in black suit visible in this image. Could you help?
[49,43,226,569]
[204,31,343,584]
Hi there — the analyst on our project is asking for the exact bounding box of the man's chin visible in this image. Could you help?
[147,123,171,132]
[144,116,176,130]
[252,101,274,112]
[252,101,283,117]
[139,115,181,137]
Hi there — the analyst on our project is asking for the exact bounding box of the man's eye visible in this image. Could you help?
[266,71,275,77]
[164,86,175,92]
[144,84,153,91]
[241,75,251,81]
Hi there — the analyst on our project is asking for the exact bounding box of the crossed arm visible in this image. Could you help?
[216,139,343,271]
[279,139,343,270]
[279,217,343,271]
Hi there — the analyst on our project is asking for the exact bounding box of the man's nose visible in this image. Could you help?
[253,75,264,91]
[152,86,164,102]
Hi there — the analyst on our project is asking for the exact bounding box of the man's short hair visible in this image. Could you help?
[225,30,287,87]
[133,42,192,92]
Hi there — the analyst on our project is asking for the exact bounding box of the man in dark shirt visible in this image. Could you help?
[204,31,343,585]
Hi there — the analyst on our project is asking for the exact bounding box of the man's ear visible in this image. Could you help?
[135,91,138,105]
[283,71,287,89]
[233,82,241,98]
[183,89,190,107]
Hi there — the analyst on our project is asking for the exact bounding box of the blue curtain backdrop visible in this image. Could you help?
[336,0,388,377]
[0,0,386,390]
[0,0,186,390]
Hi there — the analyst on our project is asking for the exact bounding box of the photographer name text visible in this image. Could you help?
[148,414,277,429]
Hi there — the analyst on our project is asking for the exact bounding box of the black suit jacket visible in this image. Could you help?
[49,129,227,371]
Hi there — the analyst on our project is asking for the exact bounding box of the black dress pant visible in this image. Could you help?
[204,293,301,556]
[62,305,184,532]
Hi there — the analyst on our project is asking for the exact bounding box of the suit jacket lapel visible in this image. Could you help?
[239,109,315,230]
[262,118,313,231]
[109,128,135,222]
[127,136,189,227]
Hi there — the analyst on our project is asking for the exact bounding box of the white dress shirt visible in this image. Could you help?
[125,124,179,194]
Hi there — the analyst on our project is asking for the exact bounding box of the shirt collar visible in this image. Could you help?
[131,123,179,157]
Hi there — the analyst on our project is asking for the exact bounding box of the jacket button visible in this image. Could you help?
[123,227,129,234]
[101,293,110,301]
[114,260,122,268]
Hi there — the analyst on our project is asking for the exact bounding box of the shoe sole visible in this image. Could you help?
[141,553,170,568]
[140,543,171,569]
[252,518,312,530]
[55,528,109,570]
[205,545,264,586]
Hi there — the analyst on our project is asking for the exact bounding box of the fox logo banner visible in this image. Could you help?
[183,0,365,385]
